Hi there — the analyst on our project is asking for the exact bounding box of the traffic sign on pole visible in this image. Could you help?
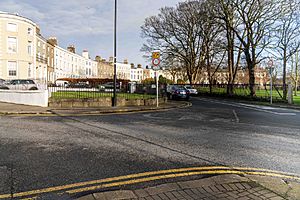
[152,51,160,59]
[151,51,161,108]
[152,58,161,67]
[152,51,161,68]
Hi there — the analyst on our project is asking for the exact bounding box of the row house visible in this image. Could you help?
[130,64,143,83]
[192,67,269,85]
[97,57,136,82]
[48,40,98,81]
[0,12,98,85]
[0,12,37,81]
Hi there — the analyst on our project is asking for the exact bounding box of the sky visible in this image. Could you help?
[0,0,183,66]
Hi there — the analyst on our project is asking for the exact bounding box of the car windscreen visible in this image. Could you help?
[173,85,185,90]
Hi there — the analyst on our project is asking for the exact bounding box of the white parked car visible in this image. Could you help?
[0,79,38,90]
[184,85,198,95]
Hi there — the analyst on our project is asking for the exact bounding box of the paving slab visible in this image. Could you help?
[81,174,300,200]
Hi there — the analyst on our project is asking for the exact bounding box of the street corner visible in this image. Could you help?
[76,173,295,200]
[72,166,300,200]
[244,174,300,200]
[1,166,300,199]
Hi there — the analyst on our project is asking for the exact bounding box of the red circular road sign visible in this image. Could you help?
[152,58,161,66]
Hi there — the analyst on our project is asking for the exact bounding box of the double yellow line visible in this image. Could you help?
[1,166,299,199]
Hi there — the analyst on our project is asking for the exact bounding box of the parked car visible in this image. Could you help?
[55,80,70,87]
[167,85,190,100]
[99,82,120,92]
[0,79,38,90]
[67,82,91,88]
[0,79,5,86]
[184,85,198,95]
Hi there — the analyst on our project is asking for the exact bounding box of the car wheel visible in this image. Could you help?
[29,87,38,90]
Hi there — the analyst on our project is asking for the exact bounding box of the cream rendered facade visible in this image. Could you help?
[54,47,98,80]
[36,34,48,85]
[0,12,37,80]
[0,12,98,83]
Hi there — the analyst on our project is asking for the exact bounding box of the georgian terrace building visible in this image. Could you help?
[0,12,98,85]
[0,12,37,81]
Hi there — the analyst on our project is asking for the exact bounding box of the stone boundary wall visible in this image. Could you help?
[49,97,167,108]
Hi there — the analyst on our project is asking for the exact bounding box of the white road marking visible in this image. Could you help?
[196,98,297,116]
[233,110,240,123]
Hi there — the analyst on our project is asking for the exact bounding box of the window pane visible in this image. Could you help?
[8,61,17,76]
[28,41,32,55]
[8,37,17,53]
[7,23,17,32]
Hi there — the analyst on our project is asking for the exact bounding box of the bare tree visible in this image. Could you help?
[200,1,226,93]
[271,0,300,99]
[141,1,206,84]
[163,56,183,83]
[229,0,284,97]
[211,0,244,95]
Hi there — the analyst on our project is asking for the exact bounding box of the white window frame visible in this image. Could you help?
[7,61,17,77]
[7,23,17,32]
[27,41,32,55]
[7,37,17,53]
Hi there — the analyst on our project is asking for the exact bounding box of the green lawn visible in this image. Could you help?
[51,92,156,100]
[293,92,300,105]
[195,86,300,105]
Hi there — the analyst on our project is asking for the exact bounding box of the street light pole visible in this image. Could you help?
[113,0,117,107]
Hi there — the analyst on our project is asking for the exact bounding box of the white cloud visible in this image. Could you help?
[0,0,183,64]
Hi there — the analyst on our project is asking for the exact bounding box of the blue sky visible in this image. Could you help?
[0,0,183,66]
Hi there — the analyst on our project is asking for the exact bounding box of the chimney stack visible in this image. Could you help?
[82,50,89,59]
[109,56,114,63]
[95,55,102,62]
[47,37,58,46]
[67,45,76,54]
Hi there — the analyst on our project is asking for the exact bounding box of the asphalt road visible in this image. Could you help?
[0,97,300,199]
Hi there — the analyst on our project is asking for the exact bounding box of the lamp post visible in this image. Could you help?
[112,0,117,107]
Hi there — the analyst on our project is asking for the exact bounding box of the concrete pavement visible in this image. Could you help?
[0,101,191,115]
[77,174,300,200]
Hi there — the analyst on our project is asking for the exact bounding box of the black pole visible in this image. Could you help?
[113,0,117,107]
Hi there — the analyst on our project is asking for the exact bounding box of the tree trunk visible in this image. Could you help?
[248,62,256,97]
[295,51,299,96]
[244,49,256,97]
[226,25,234,96]
[282,49,287,100]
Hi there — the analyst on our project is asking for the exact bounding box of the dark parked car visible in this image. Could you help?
[67,82,91,88]
[166,85,190,100]
[0,79,38,90]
